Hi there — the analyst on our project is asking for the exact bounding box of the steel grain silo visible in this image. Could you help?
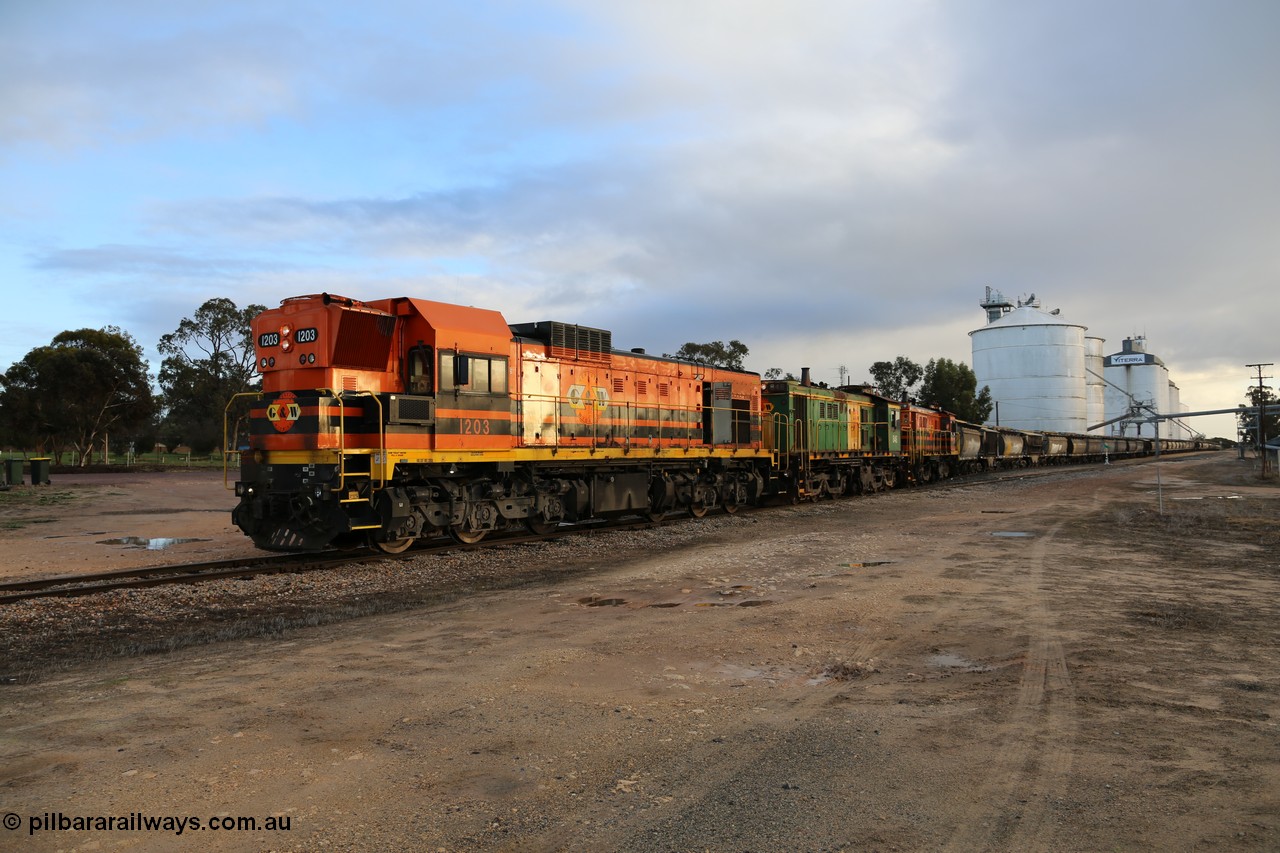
[1086,336,1106,431]
[970,297,1088,433]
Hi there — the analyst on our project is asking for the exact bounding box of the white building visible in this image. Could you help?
[970,290,1088,433]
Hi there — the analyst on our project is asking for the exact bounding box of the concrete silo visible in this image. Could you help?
[970,293,1088,433]
[1103,337,1172,438]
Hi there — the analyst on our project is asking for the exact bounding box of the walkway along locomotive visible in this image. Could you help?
[227,293,1203,553]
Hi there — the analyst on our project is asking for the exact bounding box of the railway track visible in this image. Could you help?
[0,516,661,605]
[0,455,1193,606]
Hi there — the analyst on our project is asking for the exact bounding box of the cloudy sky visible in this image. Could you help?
[2,0,1275,439]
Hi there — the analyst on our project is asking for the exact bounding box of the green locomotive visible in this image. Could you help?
[761,376,904,498]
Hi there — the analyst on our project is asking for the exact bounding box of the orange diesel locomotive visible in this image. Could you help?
[231,293,768,551]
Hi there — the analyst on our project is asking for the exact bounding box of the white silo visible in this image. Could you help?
[1168,381,1183,439]
[1104,337,1171,438]
[970,295,1088,433]
[1086,336,1106,431]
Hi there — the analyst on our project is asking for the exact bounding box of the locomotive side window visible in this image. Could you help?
[469,356,490,393]
[440,352,459,391]
[440,352,508,395]
[489,358,508,395]
[407,346,434,395]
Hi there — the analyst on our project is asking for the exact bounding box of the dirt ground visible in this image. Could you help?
[0,468,261,579]
[1,454,1277,852]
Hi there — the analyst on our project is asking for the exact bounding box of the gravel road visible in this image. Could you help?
[1,453,1276,852]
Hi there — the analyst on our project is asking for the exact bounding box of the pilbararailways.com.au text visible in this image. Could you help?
[7,811,292,836]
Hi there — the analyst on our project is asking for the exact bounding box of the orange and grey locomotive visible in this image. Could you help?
[231,293,768,552]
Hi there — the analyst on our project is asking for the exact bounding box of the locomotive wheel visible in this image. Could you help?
[723,501,739,515]
[525,518,558,536]
[449,527,488,545]
[372,536,414,554]
[689,501,710,519]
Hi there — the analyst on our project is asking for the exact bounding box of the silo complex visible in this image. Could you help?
[970,292,1197,438]
[970,298,1088,433]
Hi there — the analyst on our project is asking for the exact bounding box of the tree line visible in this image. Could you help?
[0,298,262,464]
[669,341,993,423]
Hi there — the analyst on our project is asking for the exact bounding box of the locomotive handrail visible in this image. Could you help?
[769,412,792,469]
[514,389,715,452]
[319,389,387,494]
[222,391,264,491]
[792,416,810,485]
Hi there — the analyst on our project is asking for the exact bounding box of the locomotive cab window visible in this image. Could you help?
[407,346,434,395]
[440,352,508,395]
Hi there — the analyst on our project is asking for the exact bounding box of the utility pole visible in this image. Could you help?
[1246,362,1273,475]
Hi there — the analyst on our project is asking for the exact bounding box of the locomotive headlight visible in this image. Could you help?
[279,324,293,353]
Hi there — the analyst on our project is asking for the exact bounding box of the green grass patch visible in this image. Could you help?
[0,488,78,508]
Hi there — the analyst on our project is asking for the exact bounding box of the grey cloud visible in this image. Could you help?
[33,244,281,280]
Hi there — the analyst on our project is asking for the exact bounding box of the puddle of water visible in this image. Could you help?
[990,531,1034,538]
[716,663,777,683]
[98,537,209,550]
[579,596,627,607]
[928,653,992,672]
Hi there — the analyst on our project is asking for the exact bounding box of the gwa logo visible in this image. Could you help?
[267,391,302,433]
[566,384,608,411]
[566,384,608,425]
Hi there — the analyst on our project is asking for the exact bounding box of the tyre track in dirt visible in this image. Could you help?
[936,467,1143,852]
[941,516,1077,853]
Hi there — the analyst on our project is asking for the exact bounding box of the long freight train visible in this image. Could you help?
[228,293,1205,552]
